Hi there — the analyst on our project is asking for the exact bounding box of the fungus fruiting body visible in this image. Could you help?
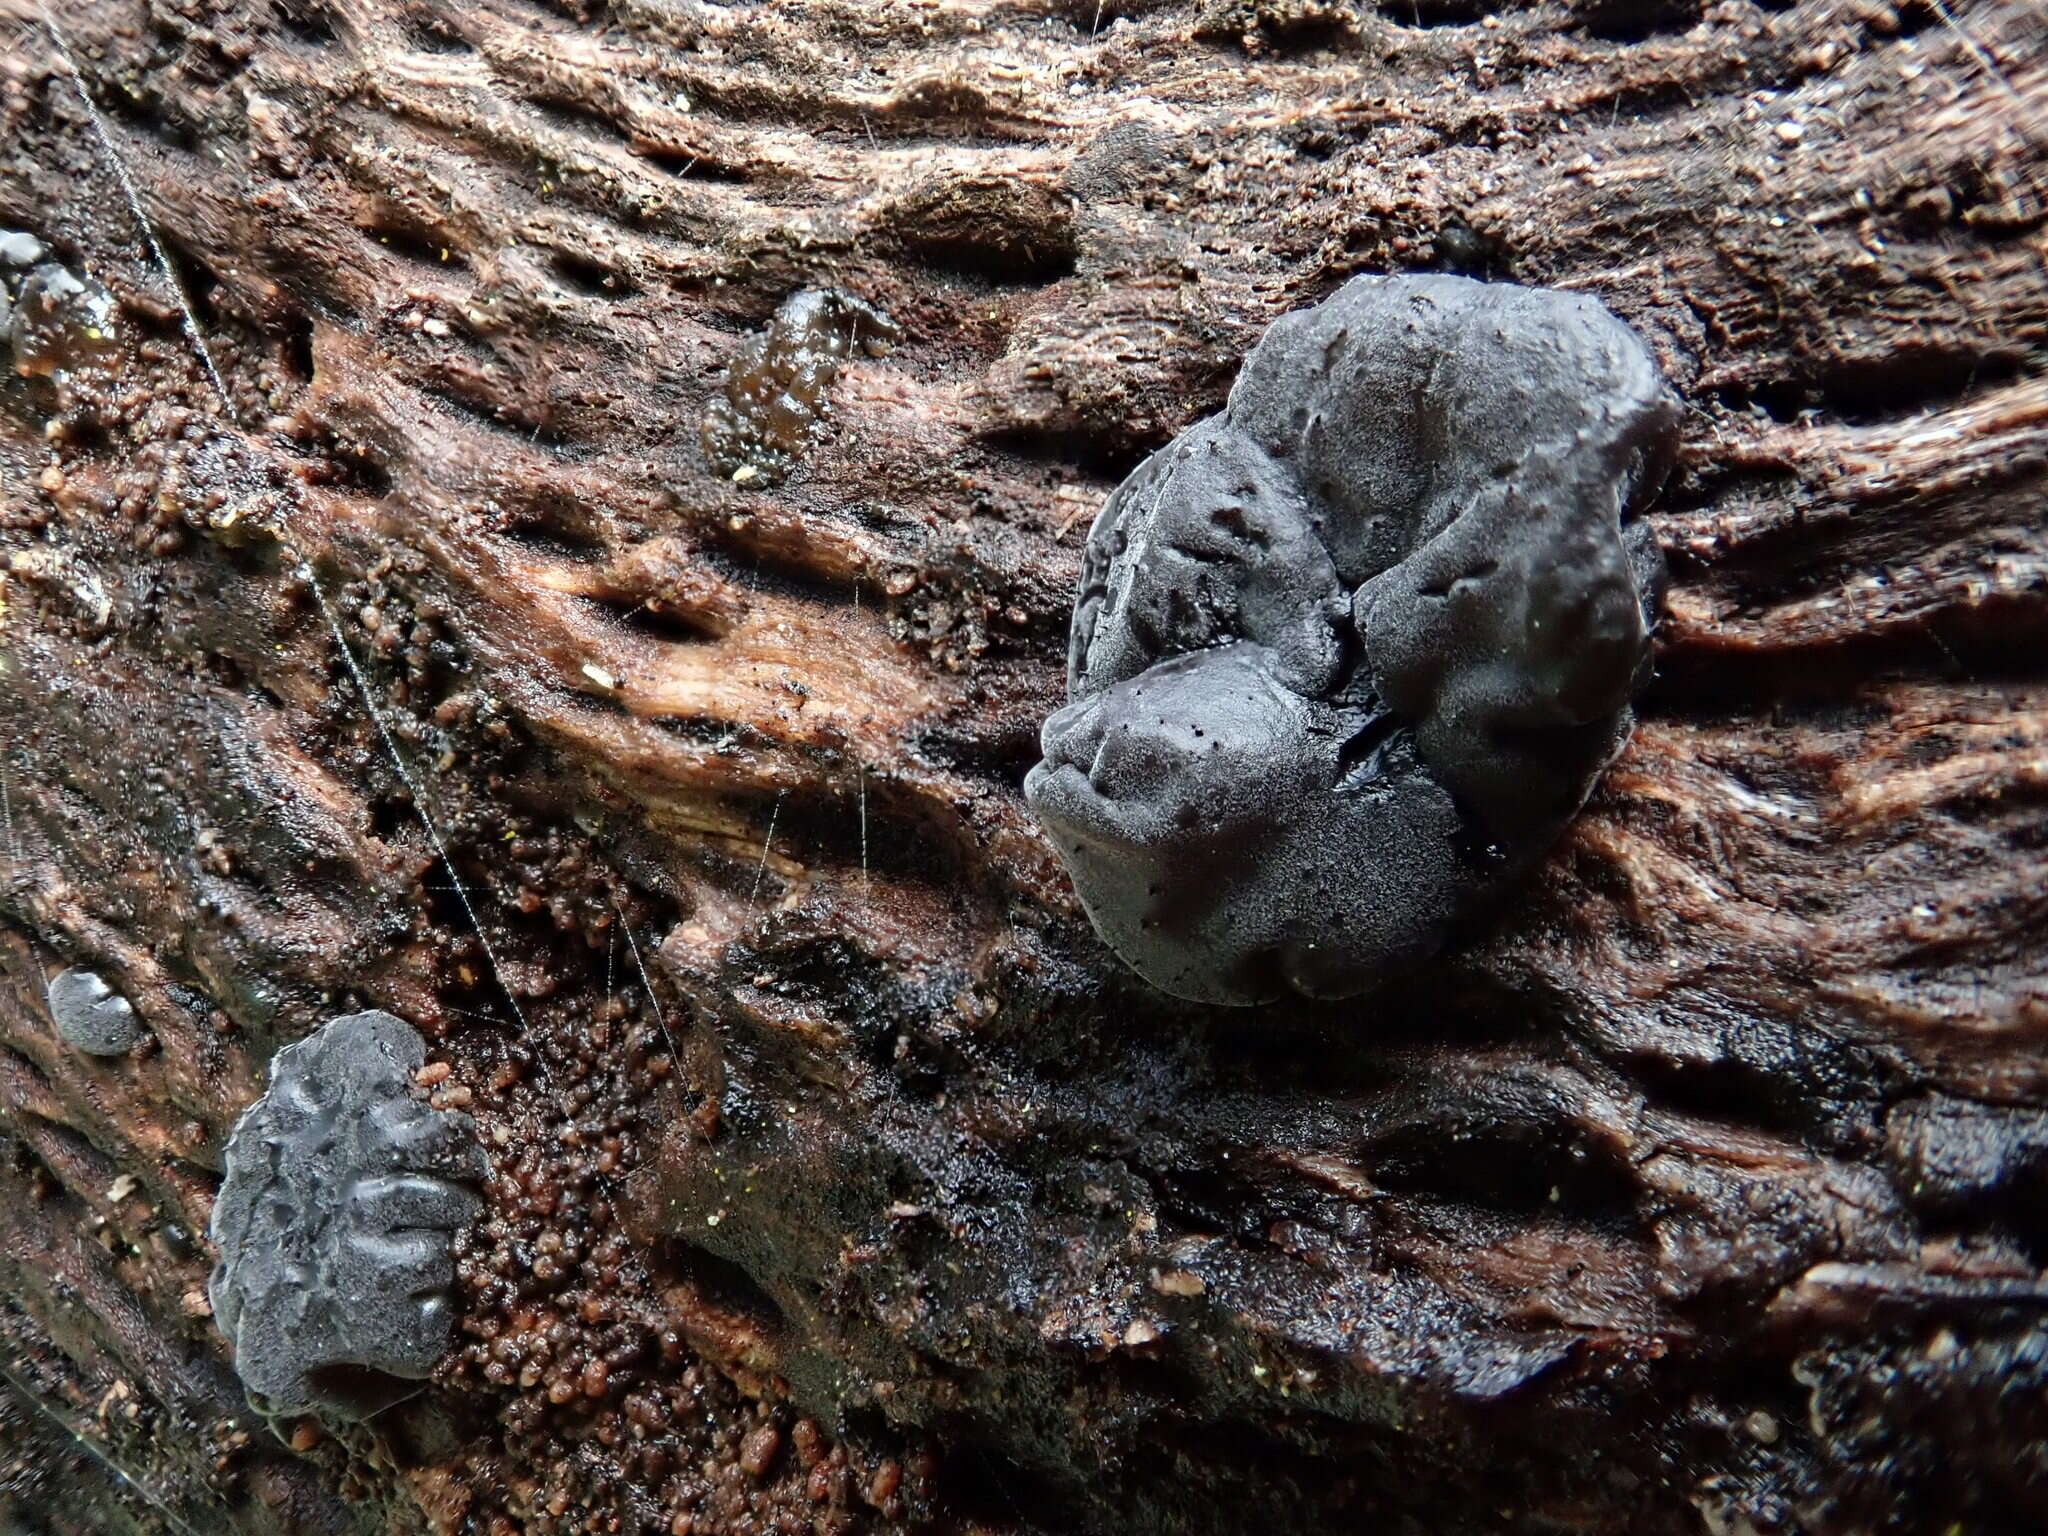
[700,287,900,486]
[47,967,143,1056]
[208,1009,485,1417]
[0,228,119,377]
[1025,274,1681,1004]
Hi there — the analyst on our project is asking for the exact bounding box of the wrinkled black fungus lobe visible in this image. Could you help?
[208,1009,485,1417]
[1026,275,1680,1004]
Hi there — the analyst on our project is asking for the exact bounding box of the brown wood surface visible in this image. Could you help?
[0,1,2044,1532]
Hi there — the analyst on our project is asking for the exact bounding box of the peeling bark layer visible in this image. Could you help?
[0,1,2044,1532]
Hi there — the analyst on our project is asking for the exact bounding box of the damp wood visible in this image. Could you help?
[0,3,2044,1534]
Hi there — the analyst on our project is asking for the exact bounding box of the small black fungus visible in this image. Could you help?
[699,288,900,487]
[1025,274,1680,1004]
[208,1009,485,1418]
[0,232,41,353]
[0,231,47,267]
[0,227,120,377]
[47,967,144,1056]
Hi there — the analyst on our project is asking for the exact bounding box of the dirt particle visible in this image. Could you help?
[866,1459,901,1506]
[740,1421,781,1479]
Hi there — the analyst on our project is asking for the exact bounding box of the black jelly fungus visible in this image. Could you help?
[1025,274,1679,1004]
[208,1009,486,1417]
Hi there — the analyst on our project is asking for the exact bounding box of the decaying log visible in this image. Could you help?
[0,0,2044,1531]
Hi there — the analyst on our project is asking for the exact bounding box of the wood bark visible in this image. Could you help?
[0,1,2044,1532]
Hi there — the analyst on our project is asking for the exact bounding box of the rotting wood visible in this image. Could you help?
[0,1,2044,1532]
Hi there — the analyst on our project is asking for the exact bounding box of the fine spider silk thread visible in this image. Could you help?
[0,1359,208,1536]
[750,789,786,907]
[40,6,528,1033]
[611,892,680,1080]
[853,582,869,893]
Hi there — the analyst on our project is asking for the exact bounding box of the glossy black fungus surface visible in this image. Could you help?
[208,1010,485,1418]
[0,228,45,342]
[1026,274,1680,1004]
[0,227,119,378]
[699,287,900,486]
[47,967,143,1056]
